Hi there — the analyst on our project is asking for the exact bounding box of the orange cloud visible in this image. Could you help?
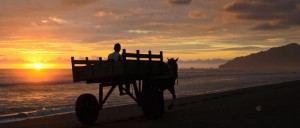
[188,11,206,19]
[95,11,106,17]
[95,11,124,19]
[49,16,67,23]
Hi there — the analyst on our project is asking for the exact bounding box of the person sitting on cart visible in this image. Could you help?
[108,43,122,62]
[108,43,130,95]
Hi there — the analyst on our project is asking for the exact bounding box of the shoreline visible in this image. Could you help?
[1,80,300,128]
[0,101,140,124]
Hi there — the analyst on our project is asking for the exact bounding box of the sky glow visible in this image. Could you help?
[0,0,300,68]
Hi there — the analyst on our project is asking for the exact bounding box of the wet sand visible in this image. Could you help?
[1,80,300,128]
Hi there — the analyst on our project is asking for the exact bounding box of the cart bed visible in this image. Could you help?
[71,50,166,83]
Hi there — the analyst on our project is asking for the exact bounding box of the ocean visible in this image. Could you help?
[1,69,300,123]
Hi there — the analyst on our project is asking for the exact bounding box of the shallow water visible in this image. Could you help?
[1,69,300,123]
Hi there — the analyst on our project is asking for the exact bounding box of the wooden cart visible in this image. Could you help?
[71,49,176,125]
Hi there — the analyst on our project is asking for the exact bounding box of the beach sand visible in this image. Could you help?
[1,80,300,128]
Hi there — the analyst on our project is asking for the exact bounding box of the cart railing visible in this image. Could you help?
[71,49,164,83]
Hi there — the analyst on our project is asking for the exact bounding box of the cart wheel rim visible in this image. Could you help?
[141,86,164,118]
[75,93,99,125]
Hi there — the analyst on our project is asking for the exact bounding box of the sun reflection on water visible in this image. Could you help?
[17,69,63,83]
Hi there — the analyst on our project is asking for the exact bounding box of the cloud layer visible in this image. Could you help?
[167,0,192,5]
[1,0,300,68]
[223,0,300,30]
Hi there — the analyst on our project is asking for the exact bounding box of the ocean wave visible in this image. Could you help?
[0,102,138,124]
[0,106,75,124]
[0,80,74,87]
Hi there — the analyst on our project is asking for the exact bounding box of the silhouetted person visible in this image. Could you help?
[108,43,122,62]
[108,43,129,95]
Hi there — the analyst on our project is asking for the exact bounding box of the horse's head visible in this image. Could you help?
[167,58,179,79]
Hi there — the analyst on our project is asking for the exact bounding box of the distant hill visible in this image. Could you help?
[219,43,300,70]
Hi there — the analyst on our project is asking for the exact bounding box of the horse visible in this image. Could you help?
[142,58,178,110]
[164,58,178,110]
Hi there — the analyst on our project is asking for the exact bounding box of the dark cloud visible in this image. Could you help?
[62,0,98,5]
[224,0,298,13]
[252,23,290,30]
[168,0,192,5]
[223,0,300,30]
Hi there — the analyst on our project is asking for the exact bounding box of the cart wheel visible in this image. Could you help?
[76,93,99,125]
[141,85,164,118]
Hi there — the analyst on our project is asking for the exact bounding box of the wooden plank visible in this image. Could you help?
[123,53,135,58]
[122,49,127,75]
[137,50,140,75]
[72,60,103,64]
[72,60,87,64]
[139,54,161,58]
[86,57,93,78]
[123,50,161,59]
[71,57,76,82]
[160,51,163,62]
[124,53,161,59]
[148,51,152,75]
[72,66,90,82]
[160,51,163,74]
[125,61,138,75]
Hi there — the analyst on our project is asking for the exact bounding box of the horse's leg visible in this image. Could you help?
[167,84,176,110]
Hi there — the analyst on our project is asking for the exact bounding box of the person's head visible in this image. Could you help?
[114,43,121,52]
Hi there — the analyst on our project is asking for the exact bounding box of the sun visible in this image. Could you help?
[34,63,42,70]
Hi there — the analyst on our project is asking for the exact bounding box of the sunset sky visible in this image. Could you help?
[1,0,300,69]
